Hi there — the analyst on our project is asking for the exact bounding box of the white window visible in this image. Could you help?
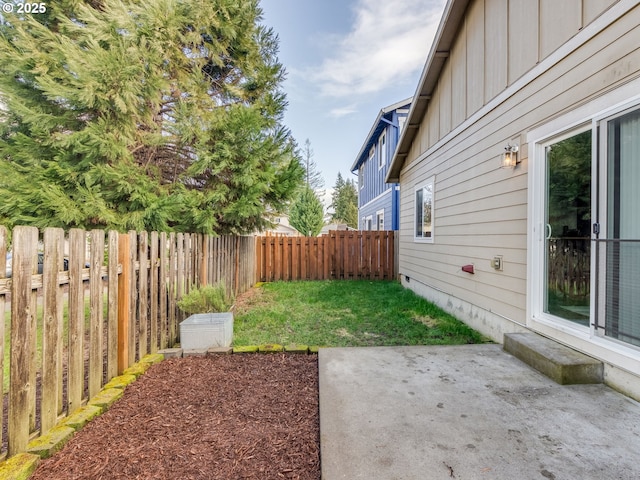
[364,215,373,231]
[529,92,640,349]
[378,132,386,169]
[376,209,385,231]
[414,178,434,242]
[359,165,364,190]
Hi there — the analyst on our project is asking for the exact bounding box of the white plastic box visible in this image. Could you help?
[179,312,234,349]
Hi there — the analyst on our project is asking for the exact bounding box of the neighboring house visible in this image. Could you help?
[351,98,410,231]
[259,215,300,237]
[315,187,335,224]
[319,223,356,236]
[386,0,640,397]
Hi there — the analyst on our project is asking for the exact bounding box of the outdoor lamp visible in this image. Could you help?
[501,144,519,168]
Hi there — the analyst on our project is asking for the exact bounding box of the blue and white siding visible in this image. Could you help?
[359,185,400,231]
[352,99,410,230]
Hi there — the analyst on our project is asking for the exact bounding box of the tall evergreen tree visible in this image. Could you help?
[289,186,324,237]
[300,138,324,190]
[0,0,303,233]
[331,173,358,228]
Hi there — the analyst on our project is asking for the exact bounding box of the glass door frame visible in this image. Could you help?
[527,81,640,374]
[528,124,597,335]
[594,104,640,346]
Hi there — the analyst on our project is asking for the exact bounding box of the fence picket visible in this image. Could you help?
[255,231,396,282]
[8,226,38,455]
[128,231,137,364]
[41,228,63,436]
[169,233,178,345]
[159,232,169,350]
[107,231,119,380]
[137,231,148,359]
[67,229,85,414]
[0,226,6,450]
[149,231,159,353]
[117,233,131,375]
[88,230,105,399]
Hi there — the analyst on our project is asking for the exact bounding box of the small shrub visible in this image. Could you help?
[177,283,235,314]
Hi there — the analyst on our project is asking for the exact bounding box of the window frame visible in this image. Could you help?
[364,215,373,231]
[376,209,385,231]
[414,177,434,243]
[378,132,386,169]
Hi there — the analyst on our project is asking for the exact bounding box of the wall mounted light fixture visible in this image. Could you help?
[501,144,519,168]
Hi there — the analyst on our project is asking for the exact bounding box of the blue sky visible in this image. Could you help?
[259,0,447,189]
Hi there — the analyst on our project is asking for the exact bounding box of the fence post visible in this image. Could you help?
[200,234,208,287]
[117,232,131,374]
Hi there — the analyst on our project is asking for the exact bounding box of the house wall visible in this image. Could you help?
[359,189,394,231]
[359,110,408,207]
[398,0,640,396]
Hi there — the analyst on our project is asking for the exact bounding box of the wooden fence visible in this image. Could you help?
[547,237,590,299]
[256,230,396,282]
[0,226,255,459]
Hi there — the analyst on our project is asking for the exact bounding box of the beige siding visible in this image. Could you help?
[427,87,440,149]
[484,0,508,100]
[398,4,640,325]
[439,61,453,136]
[451,24,467,126]
[583,0,617,25]
[539,0,582,59]
[508,0,539,83]
[466,0,485,114]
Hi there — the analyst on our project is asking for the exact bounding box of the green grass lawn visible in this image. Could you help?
[233,280,487,347]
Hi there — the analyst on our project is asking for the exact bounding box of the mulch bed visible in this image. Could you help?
[30,354,320,480]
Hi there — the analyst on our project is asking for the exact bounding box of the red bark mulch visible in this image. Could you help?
[30,354,320,480]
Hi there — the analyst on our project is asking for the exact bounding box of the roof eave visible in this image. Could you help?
[386,0,470,183]
[350,97,412,173]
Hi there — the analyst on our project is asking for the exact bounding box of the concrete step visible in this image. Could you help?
[504,332,603,385]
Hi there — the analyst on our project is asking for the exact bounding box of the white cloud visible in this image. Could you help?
[308,0,445,98]
[328,105,358,118]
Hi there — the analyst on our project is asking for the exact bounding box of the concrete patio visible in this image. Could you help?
[319,345,640,480]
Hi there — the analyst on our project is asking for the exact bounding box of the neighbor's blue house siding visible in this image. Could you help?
[351,99,410,231]
[357,187,400,230]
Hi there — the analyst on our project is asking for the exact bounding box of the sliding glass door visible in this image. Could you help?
[533,98,640,351]
[601,108,640,346]
[543,130,592,326]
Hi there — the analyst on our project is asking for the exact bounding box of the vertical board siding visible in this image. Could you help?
[256,231,396,282]
[1,228,256,460]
